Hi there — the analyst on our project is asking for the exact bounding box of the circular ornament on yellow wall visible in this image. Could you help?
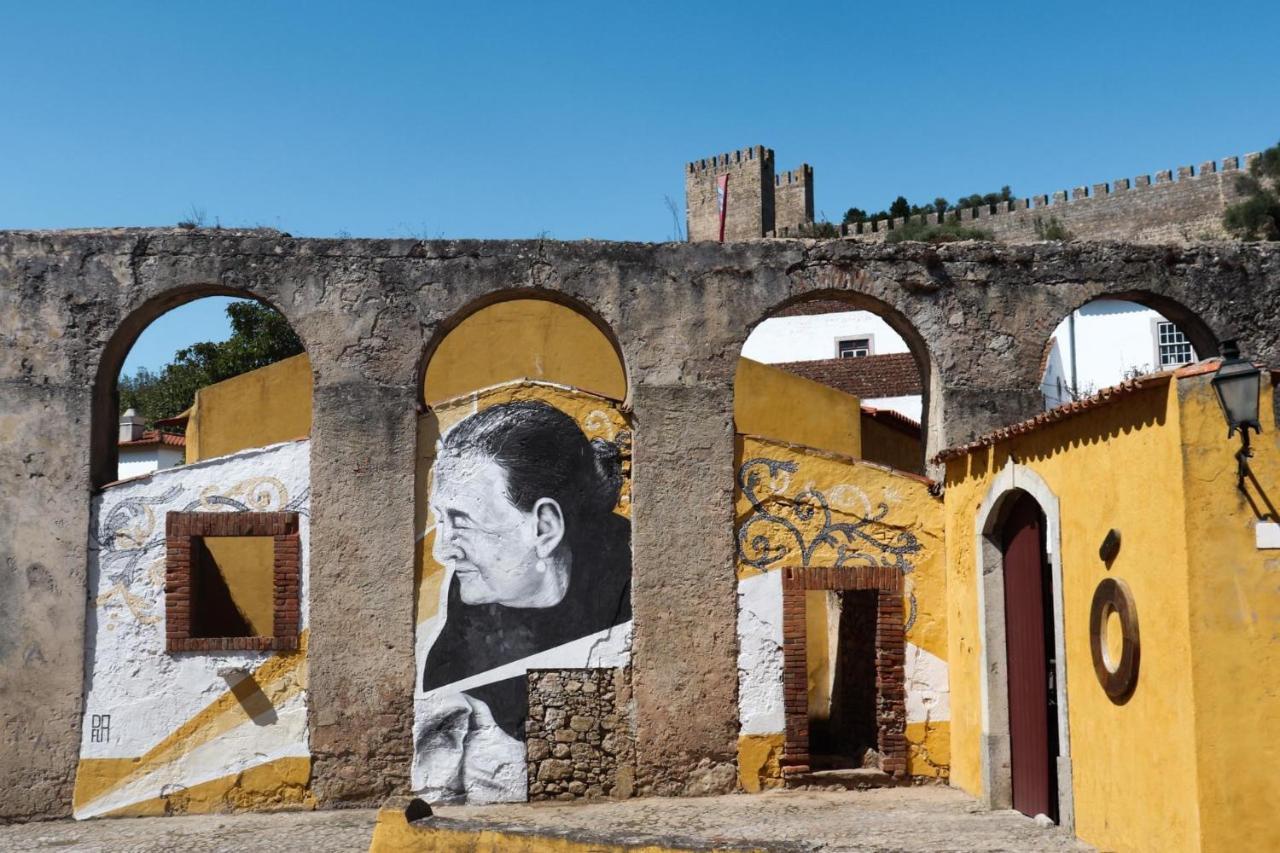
[1089,577,1140,702]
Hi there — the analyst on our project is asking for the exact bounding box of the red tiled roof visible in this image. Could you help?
[119,430,186,449]
[930,359,1231,465]
[771,353,923,399]
[861,405,922,438]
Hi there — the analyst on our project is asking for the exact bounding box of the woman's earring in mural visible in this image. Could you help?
[535,559,547,573]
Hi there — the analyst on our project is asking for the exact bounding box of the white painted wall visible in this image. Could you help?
[742,311,921,421]
[742,311,910,362]
[1042,300,1198,409]
[117,444,184,480]
[78,439,310,819]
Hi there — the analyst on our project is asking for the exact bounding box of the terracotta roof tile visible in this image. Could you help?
[771,353,923,399]
[119,430,186,449]
[931,358,1244,465]
[860,405,922,438]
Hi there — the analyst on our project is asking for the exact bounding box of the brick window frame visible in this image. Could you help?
[779,565,907,779]
[165,511,300,653]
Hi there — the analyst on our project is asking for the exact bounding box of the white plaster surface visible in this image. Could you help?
[1042,300,1196,408]
[863,395,923,423]
[736,570,785,736]
[904,642,950,725]
[77,440,310,819]
[742,311,910,363]
[117,444,185,480]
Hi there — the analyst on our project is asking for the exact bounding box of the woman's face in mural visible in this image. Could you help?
[430,451,568,607]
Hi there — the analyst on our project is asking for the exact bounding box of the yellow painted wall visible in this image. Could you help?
[734,358,862,459]
[1178,375,1280,853]
[860,414,923,474]
[735,435,947,783]
[423,299,627,405]
[201,536,275,635]
[185,353,312,462]
[943,379,1204,852]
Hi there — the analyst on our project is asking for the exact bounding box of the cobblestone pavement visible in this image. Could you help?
[0,788,1092,852]
[0,808,378,852]
[436,786,1093,852]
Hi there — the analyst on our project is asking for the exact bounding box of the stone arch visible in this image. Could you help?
[89,284,312,489]
[417,290,629,409]
[1038,288,1219,409]
[974,463,1075,830]
[738,288,942,470]
[411,291,634,804]
[1067,288,1218,363]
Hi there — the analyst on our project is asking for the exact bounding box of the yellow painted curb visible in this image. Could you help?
[368,799,785,853]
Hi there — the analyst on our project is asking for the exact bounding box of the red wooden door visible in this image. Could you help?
[1001,492,1058,821]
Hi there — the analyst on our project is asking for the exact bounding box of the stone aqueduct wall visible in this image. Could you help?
[2,229,1280,820]
[770,154,1259,244]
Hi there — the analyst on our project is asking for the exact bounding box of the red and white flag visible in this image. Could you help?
[716,174,730,242]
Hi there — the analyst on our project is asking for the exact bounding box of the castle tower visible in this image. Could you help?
[685,146,775,241]
[685,147,815,241]
[774,165,814,233]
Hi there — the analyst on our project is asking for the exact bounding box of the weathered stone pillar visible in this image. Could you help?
[307,381,418,804]
[627,382,739,796]
[0,383,91,820]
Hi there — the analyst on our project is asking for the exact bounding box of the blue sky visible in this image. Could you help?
[4,2,1276,374]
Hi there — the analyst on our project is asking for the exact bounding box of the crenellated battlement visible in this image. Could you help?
[687,145,773,175]
[802,152,1261,244]
[775,165,813,186]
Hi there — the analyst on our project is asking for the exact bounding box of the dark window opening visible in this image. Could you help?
[837,337,872,358]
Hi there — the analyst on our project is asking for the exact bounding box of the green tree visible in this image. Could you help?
[119,301,304,425]
[1224,143,1280,241]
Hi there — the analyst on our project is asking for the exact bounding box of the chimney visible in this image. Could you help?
[119,408,146,443]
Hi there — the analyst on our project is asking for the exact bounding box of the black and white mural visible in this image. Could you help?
[412,396,632,803]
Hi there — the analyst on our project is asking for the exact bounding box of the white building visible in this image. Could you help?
[742,300,1198,421]
[1041,300,1198,408]
[117,408,185,480]
[742,310,922,421]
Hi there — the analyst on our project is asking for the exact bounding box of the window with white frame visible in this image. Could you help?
[837,336,872,358]
[1155,321,1193,367]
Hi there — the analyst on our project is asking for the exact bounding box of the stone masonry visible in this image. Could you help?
[526,668,635,801]
[685,146,813,241]
[766,153,1258,244]
[2,229,1280,819]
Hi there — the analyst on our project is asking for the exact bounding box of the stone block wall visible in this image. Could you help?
[774,166,814,234]
[795,154,1260,244]
[526,668,635,800]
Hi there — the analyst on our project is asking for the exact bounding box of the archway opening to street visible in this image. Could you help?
[737,293,937,474]
[1040,296,1214,410]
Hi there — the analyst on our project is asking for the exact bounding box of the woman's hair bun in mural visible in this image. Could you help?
[414,399,632,804]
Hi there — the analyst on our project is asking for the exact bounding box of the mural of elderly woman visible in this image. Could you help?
[413,399,632,803]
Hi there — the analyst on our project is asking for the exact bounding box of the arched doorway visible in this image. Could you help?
[999,491,1059,821]
[975,466,1074,830]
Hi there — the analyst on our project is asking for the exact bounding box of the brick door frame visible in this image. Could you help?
[779,565,907,778]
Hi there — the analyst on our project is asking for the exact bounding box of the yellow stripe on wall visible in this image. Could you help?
[74,631,309,811]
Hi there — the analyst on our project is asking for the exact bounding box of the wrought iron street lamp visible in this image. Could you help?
[1210,340,1263,488]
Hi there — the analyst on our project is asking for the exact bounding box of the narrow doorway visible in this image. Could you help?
[1000,492,1060,821]
[807,589,880,770]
